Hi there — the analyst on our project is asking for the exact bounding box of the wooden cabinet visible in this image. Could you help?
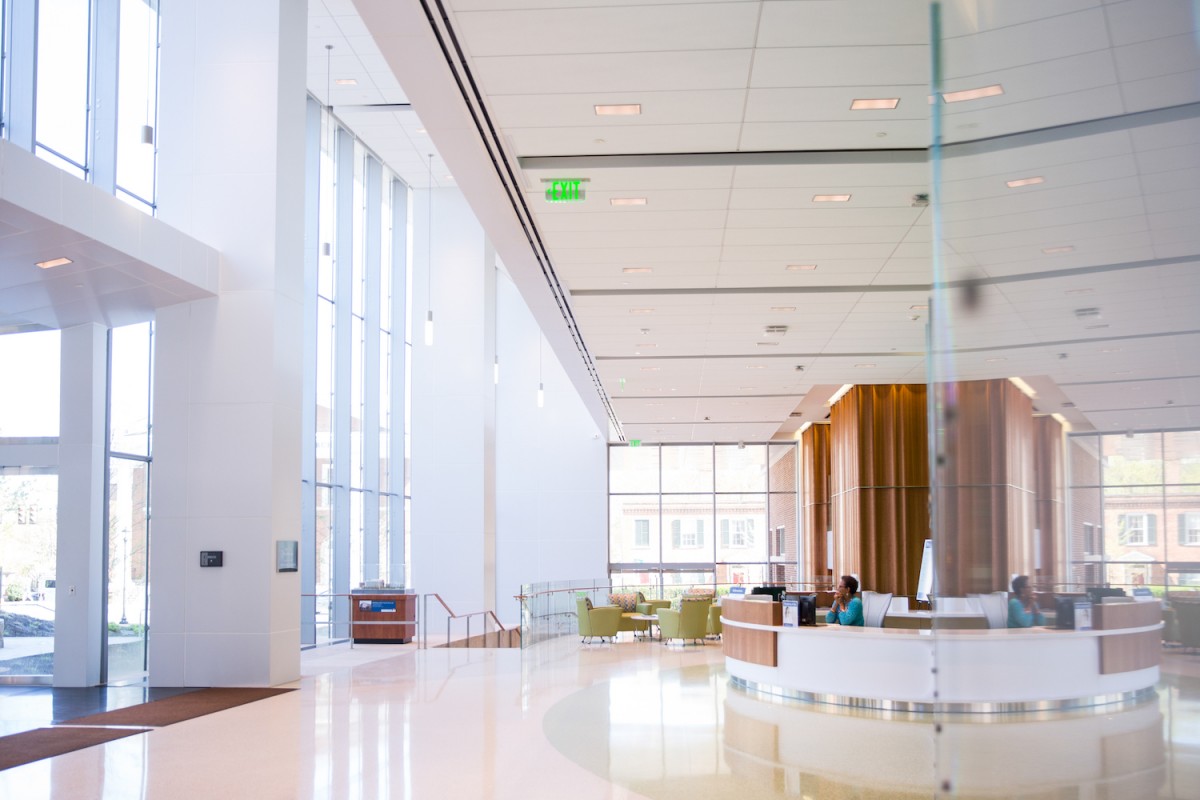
[350,591,417,643]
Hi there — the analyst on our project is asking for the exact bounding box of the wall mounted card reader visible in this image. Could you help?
[200,551,224,567]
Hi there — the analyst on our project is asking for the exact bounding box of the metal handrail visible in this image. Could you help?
[421,593,510,649]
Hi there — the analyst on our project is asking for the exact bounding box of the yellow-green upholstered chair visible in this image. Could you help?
[577,597,621,643]
[708,604,723,638]
[659,598,711,645]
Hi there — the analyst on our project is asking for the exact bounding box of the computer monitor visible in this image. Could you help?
[796,594,817,626]
[750,585,786,602]
[1055,596,1077,629]
[1086,587,1126,604]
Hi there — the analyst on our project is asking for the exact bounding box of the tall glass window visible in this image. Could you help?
[0,331,61,437]
[35,0,91,175]
[115,0,160,208]
[107,322,152,682]
[8,0,161,208]
[302,102,410,643]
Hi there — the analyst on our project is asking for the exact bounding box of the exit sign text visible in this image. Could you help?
[544,179,586,203]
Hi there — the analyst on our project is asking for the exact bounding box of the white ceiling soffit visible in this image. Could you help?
[351,0,1200,442]
[0,140,219,335]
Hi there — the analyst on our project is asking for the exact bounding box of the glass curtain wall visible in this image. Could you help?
[0,331,61,679]
[5,0,160,211]
[106,322,152,682]
[1070,431,1200,593]
[609,442,798,599]
[303,100,409,644]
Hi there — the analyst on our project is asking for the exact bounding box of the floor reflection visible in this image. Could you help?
[544,657,1198,799]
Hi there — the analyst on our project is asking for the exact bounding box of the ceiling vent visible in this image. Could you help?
[1073,307,1101,318]
[789,411,803,418]
[764,325,789,336]
[911,193,930,207]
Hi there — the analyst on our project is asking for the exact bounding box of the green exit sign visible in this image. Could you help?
[544,178,587,203]
[629,439,641,447]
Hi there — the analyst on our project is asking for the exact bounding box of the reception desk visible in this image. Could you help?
[722,598,1162,713]
[350,589,417,643]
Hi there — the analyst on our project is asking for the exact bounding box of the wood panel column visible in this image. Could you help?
[829,385,929,597]
[932,379,1036,596]
[799,423,831,587]
[1033,415,1066,587]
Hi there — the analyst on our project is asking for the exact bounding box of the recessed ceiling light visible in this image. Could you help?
[1065,287,1094,295]
[986,357,1007,363]
[813,194,851,202]
[629,308,654,314]
[757,342,779,347]
[1042,245,1075,254]
[1006,176,1044,188]
[35,257,73,269]
[770,306,797,312]
[646,402,663,407]
[746,365,767,369]
[611,197,647,206]
[637,343,657,348]
[622,267,652,274]
[855,363,876,368]
[595,103,641,116]
[1101,347,1122,353]
[416,128,427,134]
[740,387,756,391]
[910,304,928,310]
[640,366,660,372]
[786,264,818,271]
[942,84,1004,103]
[850,98,900,110]
[334,78,358,86]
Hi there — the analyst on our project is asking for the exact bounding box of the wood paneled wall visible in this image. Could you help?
[1033,415,1066,586]
[829,385,930,597]
[814,380,1060,599]
[932,380,1036,595]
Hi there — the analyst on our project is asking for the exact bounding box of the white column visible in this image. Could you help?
[149,0,305,686]
[53,323,107,686]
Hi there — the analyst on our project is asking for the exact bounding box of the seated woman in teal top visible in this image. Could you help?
[826,575,864,626]
[1007,575,1045,627]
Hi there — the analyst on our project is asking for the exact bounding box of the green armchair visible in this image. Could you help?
[659,598,712,645]
[577,597,621,643]
[708,604,722,638]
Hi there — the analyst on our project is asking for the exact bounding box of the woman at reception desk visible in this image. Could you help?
[826,575,863,626]
[1008,575,1045,628]
[721,595,1162,713]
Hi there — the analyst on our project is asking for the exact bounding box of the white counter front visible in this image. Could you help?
[721,599,1161,713]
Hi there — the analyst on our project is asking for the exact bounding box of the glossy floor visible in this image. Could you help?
[1,639,1198,799]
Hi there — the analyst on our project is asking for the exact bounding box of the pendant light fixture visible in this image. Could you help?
[425,153,435,346]
[537,335,545,408]
[493,265,500,384]
[141,2,158,145]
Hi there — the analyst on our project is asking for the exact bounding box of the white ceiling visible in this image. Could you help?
[343,0,1200,443]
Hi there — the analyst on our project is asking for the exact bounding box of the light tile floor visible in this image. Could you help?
[0,638,1198,799]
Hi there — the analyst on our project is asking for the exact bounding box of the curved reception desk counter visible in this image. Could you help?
[721,598,1162,713]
